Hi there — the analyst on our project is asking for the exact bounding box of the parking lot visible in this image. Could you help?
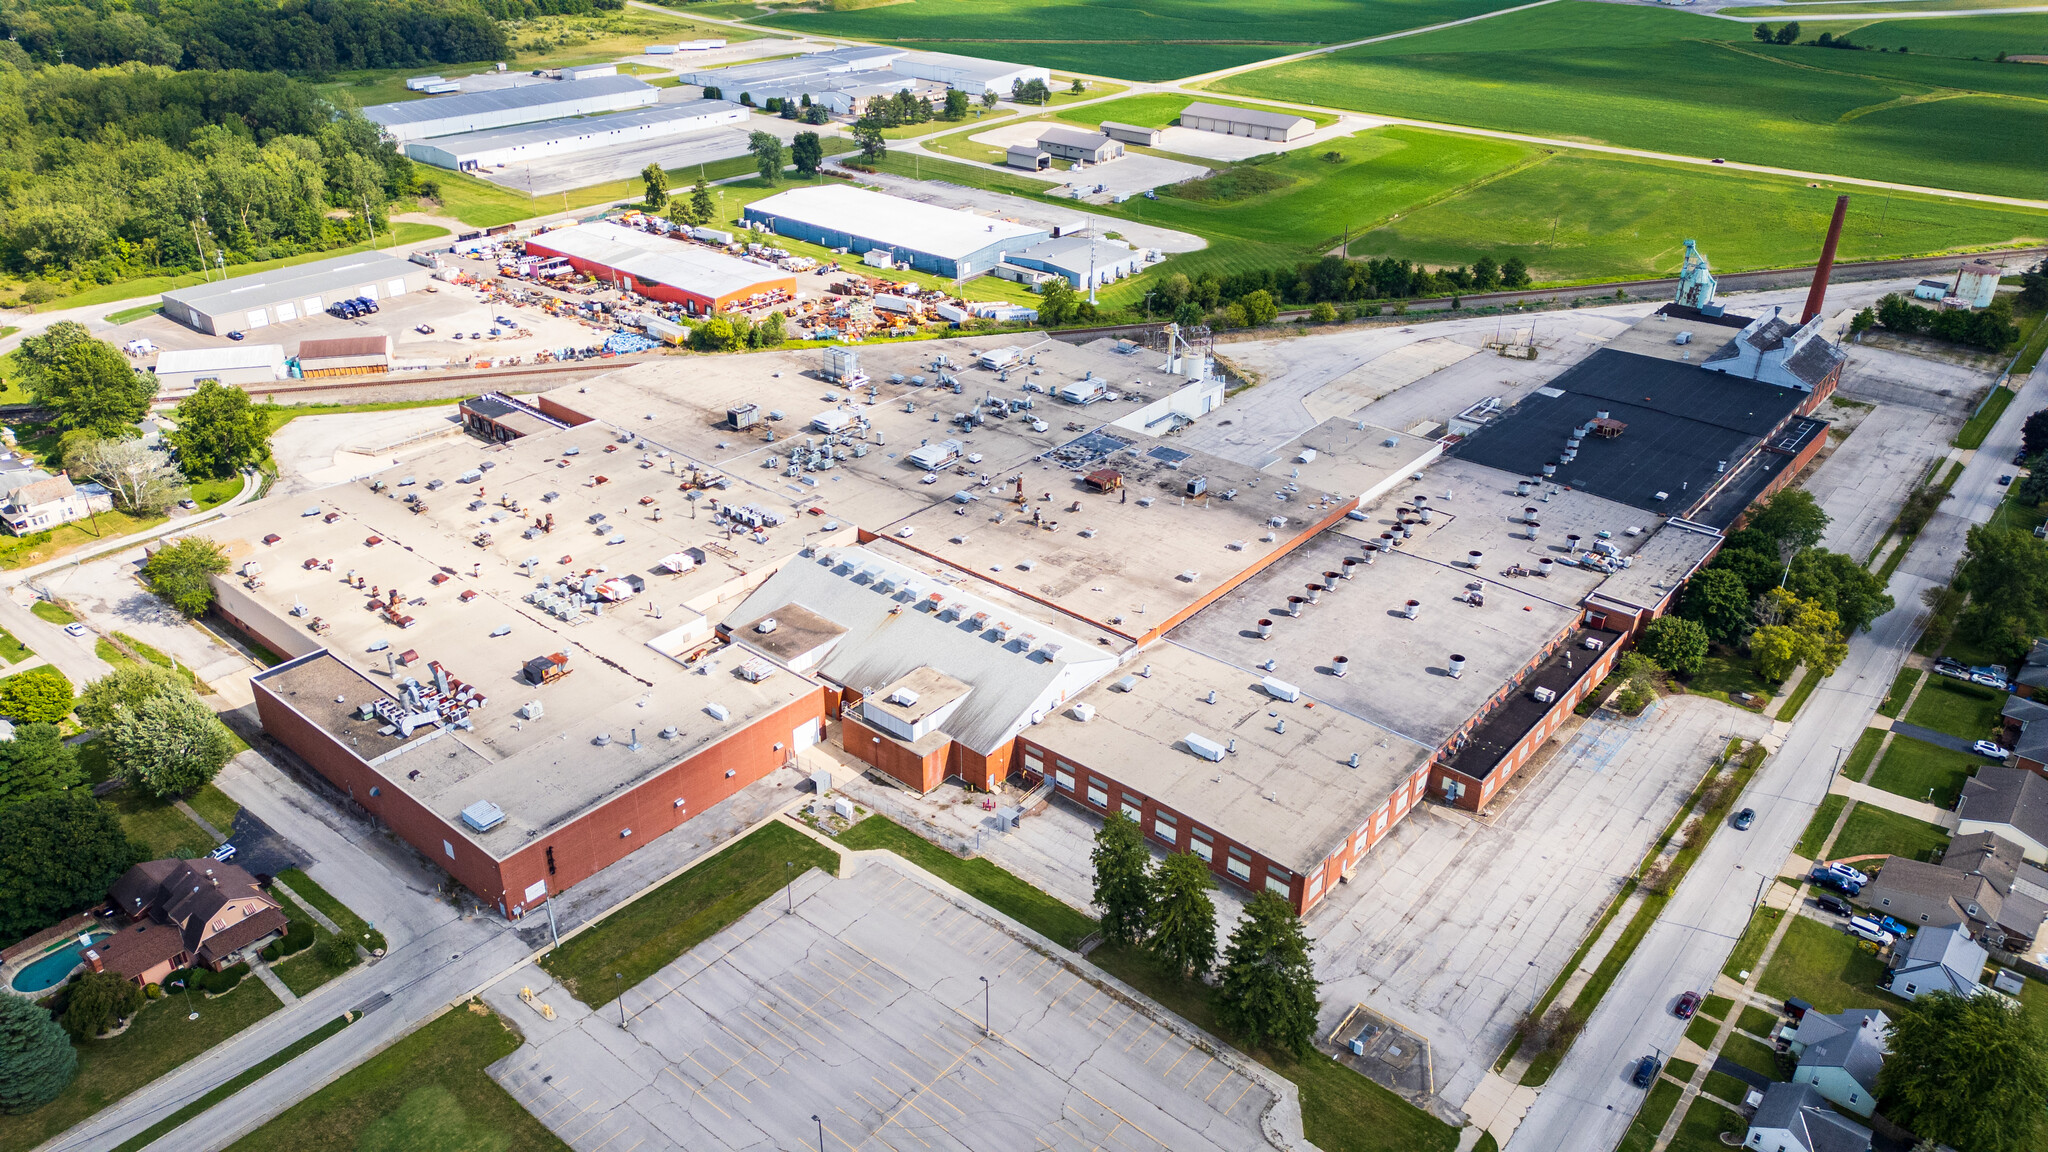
[489,857,1292,1152]
[1307,695,1771,1113]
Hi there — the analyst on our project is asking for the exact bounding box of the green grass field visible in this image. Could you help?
[1757,915,1888,1014]
[838,815,1097,947]
[742,0,1538,80]
[1055,93,1337,130]
[1902,676,2005,740]
[1831,802,1952,862]
[1210,2,2048,198]
[1868,735,1980,810]
[223,1003,567,1152]
[28,223,447,315]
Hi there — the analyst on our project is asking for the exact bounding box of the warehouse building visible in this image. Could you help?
[743,185,1047,279]
[160,252,431,336]
[1179,100,1315,142]
[678,45,900,94]
[1037,126,1122,164]
[887,50,1049,96]
[1006,144,1051,171]
[296,335,391,378]
[363,75,658,143]
[1006,235,1141,289]
[1099,121,1163,147]
[522,221,795,314]
[562,63,616,81]
[403,99,747,171]
[152,344,286,390]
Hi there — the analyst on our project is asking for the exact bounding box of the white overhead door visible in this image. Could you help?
[274,302,297,322]
[360,283,379,300]
[303,296,323,315]
[245,309,269,328]
[386,278,407,297]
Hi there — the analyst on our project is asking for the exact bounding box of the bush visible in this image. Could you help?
[143,983,161,999]
[60,969,142,1037]
[192,963,247,995]
[275,921,314,957]
[0,666,74,724]
[315,934,358,970]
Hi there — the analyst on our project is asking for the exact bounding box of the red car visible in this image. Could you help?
[1675,991,1702,1019]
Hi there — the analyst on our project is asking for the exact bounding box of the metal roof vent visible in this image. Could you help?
[460,801,505,832]
[593,733,611,746]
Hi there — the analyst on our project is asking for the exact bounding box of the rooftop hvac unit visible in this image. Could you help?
[1583,637,1605,651]
[1532,686,1557,704]
[704,703,730,721]
[1070,702,1096,722]
[1113,675,1138,692]
[1261,677,1301,702]
[460,800,506,832]
[886,687,919,707]
[1185,734,1227,762]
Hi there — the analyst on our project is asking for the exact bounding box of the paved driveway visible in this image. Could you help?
[1311,694,1770,1113]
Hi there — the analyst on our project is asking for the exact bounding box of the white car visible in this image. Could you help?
[63,622,87,637]
[1974,740,2010,759]
[1826,861,1871,886]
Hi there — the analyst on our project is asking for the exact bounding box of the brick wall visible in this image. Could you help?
[841,713,949,793]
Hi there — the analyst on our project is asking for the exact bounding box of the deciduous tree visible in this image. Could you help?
[0,791,138,941]
[62,435,187,514]
[1955,525,2048,659]
[141,536,228,617]
[1879,989,2048,1152]
[1746,489,1829,555]
[942,88,969,120]
[2021,407,2048,460]
[1146,853,1217,978]
[1217,891,1319,1056]
[27,334,156,436]
[0,992,75,1114]
[747,130,784,182]
[60,970,141,1038]
[1092,812,1152,946]
[790,131,823,176]
[1676,567,1752,644]
[640,162,667,211]
[76,663,184,730]
[0,666,73,724]
[104,685,236,798]
[0,722,80,809]
[1787,549,1894,633]
[852,116,886,161]
[168,381,267,478]
[1640,616,1709,676]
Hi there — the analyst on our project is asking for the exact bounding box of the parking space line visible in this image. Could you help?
[685,1050,755,1104]
[663,1065,732,1120]
[756,996,832,1044]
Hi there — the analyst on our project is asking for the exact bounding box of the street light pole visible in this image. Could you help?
[979,975,990,1037]
[785,861,795,913]
[812,1114,824,1152]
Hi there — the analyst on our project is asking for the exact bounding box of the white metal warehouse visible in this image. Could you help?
[742,185,1048,280]
[151,344,287,390]
[363,76,658,142]
[888,50,1049,96]
[1179,101,1315,142]
[159,252,430,336]
[404,100,747,171]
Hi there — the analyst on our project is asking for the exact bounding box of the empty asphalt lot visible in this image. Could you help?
[489,855,1292,1152]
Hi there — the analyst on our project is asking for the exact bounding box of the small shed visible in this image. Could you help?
[1006,144,1051,171]
[297,334,392,378]
[1099,120,1163,147]
[1083,469,1123,493]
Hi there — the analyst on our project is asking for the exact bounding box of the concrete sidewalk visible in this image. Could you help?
[1828,771,1959,830]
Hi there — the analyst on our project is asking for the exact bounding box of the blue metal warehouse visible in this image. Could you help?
[743,185,1048,280]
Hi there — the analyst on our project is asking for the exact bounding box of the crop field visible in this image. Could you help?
[1054,92,1338,129]
[1355,152,2048,283]
[1210,2,2048,198]
[1775,14,2048,59]
[737,0,1536,79]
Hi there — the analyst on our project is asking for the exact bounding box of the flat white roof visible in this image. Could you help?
[1181,101,1313,132]
[154,344,286,373]
[364,75,653,130]
[746,185,1044,261]
[891,50,1046,83]
[408,100,742,159]
[526,222,787,302]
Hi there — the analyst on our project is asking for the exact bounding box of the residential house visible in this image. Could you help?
[1885,923,1987,1002]
[2015,638,2048,699]
[0,471,112,536]
[1784,1008,1887,1118]
[2016,719,2048,777]
[91,858,289,986]
[1861,832,2048,951]
[1957,766,2048,863]
[1744,1083,1873,1152]
[2000,693,2048,751]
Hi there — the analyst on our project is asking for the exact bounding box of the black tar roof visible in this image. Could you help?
[1441,625,1622,781]
[1452,349,1809,518]
[1688,415,1827,530]
[1658,303,1754,330]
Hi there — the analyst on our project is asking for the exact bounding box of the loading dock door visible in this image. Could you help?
[274,302,297,322]
[360,284,379,300]
[386,279,407,297]
[793,719,820,751]
[245,309,269,329]
[303,296,323,315]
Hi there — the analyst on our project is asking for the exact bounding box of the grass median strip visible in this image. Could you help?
[1795,796,1848,859]
[1775,664,1824,722]
[539,821,838,1007]
[1616,1077,1684,1152]
[108,1015,352,1152]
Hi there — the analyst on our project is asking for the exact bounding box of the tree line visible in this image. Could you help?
[1852,291,2024,353]
[0,63,416,292]
[1123,253,1534,329]
[0,0,618,76]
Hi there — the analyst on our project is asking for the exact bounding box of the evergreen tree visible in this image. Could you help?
[0,993,75,1114]
[1090,812,1151,946]
[690,177,715,227]
[1501,256,1530,287]
[640,162,668,211]
[105,686,236,799]
[1146,853,1217,978]
[0,722,81,809]
[1216,891,1320,1057]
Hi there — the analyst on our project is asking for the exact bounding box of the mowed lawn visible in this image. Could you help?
[1210,2,2048,197]
[1902,677,2004,742]
[1757,915,1889,1014]
[1867,735,1980,810]
[745,0,1537,80]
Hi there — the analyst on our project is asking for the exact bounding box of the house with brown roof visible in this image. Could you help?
[1861,832,2048,951]
[91,859,288,986]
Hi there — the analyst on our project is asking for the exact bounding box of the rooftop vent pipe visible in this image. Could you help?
[1448,654,1467,678]
[1403,600,1420,620]
[1323,571,1340,590]
[1333,656,1349,678]
[1305,584,1321,604]
[1801,195,1850,325]
[1286,596,1306,617]
[1258,618,1273,639]
[1527,520,1542,540]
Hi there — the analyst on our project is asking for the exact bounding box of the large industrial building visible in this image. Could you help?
[363,75,658,143]
[1179,100,1315,142]
[679,46,1048,113]
[159,252,430,336]
[403,99,747,171]
[222,259,1850,916]
[521,221,795,314]
[151,344,286,389]
[743,185,1048,279]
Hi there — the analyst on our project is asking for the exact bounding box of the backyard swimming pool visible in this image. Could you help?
[10,931,114,993]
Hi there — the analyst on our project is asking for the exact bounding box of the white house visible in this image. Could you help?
[1887,924,1987,1001]
[0,472,112,535]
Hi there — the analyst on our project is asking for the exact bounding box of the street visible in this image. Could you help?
[1504,370,2042,1152]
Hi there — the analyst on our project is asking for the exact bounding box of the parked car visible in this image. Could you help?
[1632,1056,1661,1088]
[1811,869,1862,896]
[1675,991,1702,1019]
[225,330,244,340]
[2015,450,2030,466]
[1934,663,1970,680]
[1971,672,2011,690]
[1732,808,1756,830]
[2000,474,2014,487]
[1826,861,1871,885]
[62,622,87,637]
[210,842,238,862]
[1876,915,1912,937]
[1815,894,1852,917]
[1975,740,2011,758]
[1847,916,1895,946]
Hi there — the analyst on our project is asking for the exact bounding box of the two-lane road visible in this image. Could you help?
[1508,371,2044,1152]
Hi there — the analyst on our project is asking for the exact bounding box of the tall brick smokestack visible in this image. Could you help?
[1801,195,1849,325]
